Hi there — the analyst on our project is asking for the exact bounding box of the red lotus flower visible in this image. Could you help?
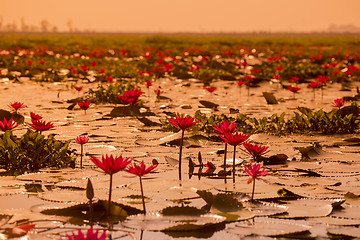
[213,121,238,136]
[220,132,250,147]
[6,224,36,238]
[26,60,33,66]
[0,118,18,132]
[315,75,330,85]
[168,114,199,131]
[74,86,82,92]
[154,89,164,97]
[276,66,284,72]
[273,74,280,80]
[66,228,106,240]
[242,142,269,161]
[245,75,253,82]
[308,81,322,89]
[251,69,261,74]
[118,89,144,105]
[168,114,199,180]
[145,80,152,88]
[75,135,89,145]
[331,98,345,108]
[290,76,299,83]
[89,61,97,67]
[39,60,46,65]
[98,68,105,74]
[91,154,132,175]
[30,112,43,120]
[106,76,114,82]
[237,81,245,86]
[91,154,132,214]
[205,87,217,93]
[28,119,55,132]
[78,100,91,111]
[287,86,301,93]
[243,163,268,200]
[126,160,157,177]
[81,65,88,72]
[9,102,27,112]
[126,160,157,213]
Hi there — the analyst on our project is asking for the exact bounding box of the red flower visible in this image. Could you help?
[220,132,250,146]
[145,81,152,88]
[308,81,322,89]
[9,102,27,112]
[205,87,217,93]
[75,136,89,145]
[30,112,43,120]
[0,118,18,132]
[245,75,253,82]
[74,86,82,92]
[243,163,268,184]
[273,74,280,80]
[81,65,88,72]
[287,86,301,93]
[126,160,157,177]
[276,66,284,72]
[331,98,345,108]
[98,68,105,74]
[242,142,269,161]
[90,154,132,175]
[315,75,330,84]
[26,60,33,66]
[213,121,238,136]
[118,89,144,105]
[89,61,97,67]
[78,100,91,110]
[39,60,46,65]
[168,114,199,131]
[290,76,299,83]
[237,81,245,86]
[66,228,106,240]
[154,89,163,96]
[251,69,261,74]
[28,119,55,132]
[106,76,114,82]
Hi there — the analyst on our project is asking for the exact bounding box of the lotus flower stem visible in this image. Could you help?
[179,129,185,181]
[223,143,228,169]
[139,176,146,214]
[233,145,236,183]
[80,144,84,169]
[108,174,113,215]
[251,179,256,200]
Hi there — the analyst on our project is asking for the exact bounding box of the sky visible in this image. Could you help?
[1,0,360,33]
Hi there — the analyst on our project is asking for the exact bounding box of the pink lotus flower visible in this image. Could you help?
[243,163,268,200]
[0,118,18,132]
[75,136,89,169]
[168,114,199,180]
[273,74,280,80]
[290,76,299,83]
[28,119,55,133]
[126,161,157,213]
[308,81,322,89]
[65,228,106,240]
[315,75,330,85]
[91,154,132,215]
[237,81,245,86]
[288,86,301,99]
[9,101,27,112]
[30,112,43,120]
[242,142,269,162]
[331,98,345,108]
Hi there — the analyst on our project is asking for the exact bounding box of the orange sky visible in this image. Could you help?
[2,0,360,32]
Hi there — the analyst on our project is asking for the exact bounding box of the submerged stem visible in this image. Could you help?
[233,145,236,183]
[251,178,256,200]
[80,144,83,169]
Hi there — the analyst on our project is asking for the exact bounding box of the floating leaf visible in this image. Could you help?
[262,92,278,104]
[123,212,226,231]
[227,217,311,237]
[199,100,219,109]
[242,201,288,217]
[327,226,360,238]
[276,199,334,218]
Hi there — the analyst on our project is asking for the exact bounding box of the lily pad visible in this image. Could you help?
[227,217,311,237]
[327,226,360,238]
[276,199,334,218]
[123,212,226,231]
